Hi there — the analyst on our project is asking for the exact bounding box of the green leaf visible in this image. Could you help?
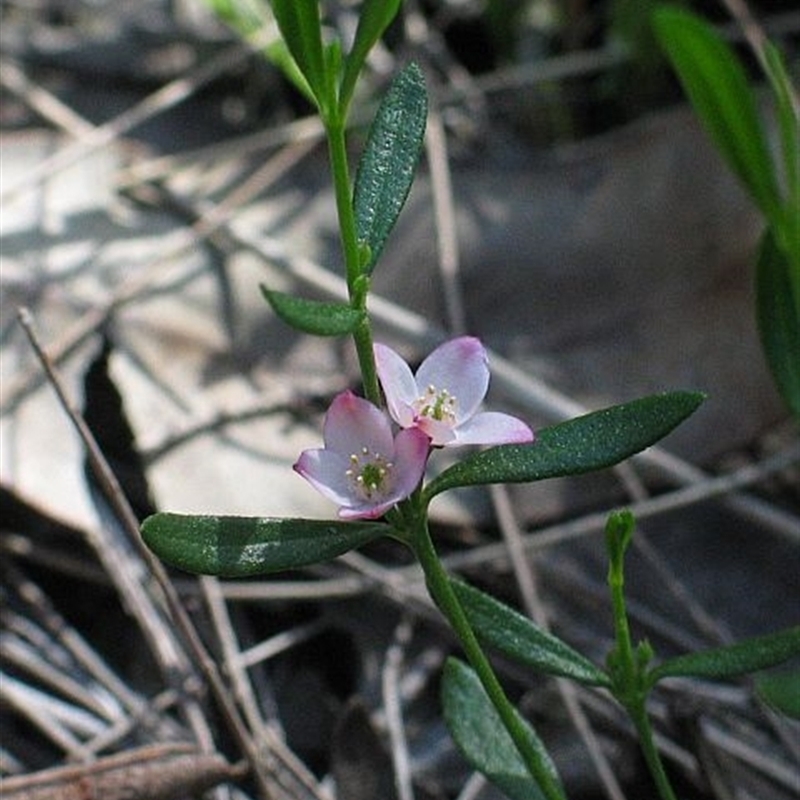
[424,391,705,500]
[261,286,364,336]
[764,44,800,214]
[756,669,800,719]
[652,5,781,220]
[441,658,563,800]
[200,0,315,104]
[141,513,388,577]
[452,579,611,687]
[756,229,800,418]
[265,38,317,105]
[762,42,800,284]
[269,0,326,109]
[340,0,403,113]
[205,0,268,36]
[649,626,800,684]
[353,62,427,274]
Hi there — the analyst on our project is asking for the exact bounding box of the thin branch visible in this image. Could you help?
[15,307,273,799]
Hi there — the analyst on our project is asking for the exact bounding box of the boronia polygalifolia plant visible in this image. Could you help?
[142,3,800,798]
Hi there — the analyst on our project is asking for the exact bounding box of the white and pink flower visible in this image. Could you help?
[294,391,429,519]
[374,337,534,447]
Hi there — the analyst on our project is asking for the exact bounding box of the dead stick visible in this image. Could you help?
[0,743,248,800]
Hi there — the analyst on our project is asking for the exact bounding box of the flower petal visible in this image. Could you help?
[416,337,489,421]
[452,411,534,446]
[390,427,431,496]
[338,498,396,520]
[416,416,457,447]
[324,391,393,456]
[374,343,419,427]
[294,449,354,506]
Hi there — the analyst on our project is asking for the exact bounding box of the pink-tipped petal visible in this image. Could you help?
[374,343,419,427]
[416,337,489,420]
[338,499,395,520]
[293,450,354,506]
[453,411,534,446]
[324,391,393,456]
[391,427,431,495]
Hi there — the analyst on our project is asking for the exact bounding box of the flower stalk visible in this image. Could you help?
[407,512,566,800]
[325,113,381,405]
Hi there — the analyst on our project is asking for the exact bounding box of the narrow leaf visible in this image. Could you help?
[202,0,316,104]
[424,391,705,500]
[762,42,800,300]
[340,0,403,113]
[756,669,800,719]
[205,0,268,36]
[653,5,780,220]
[441,658,563,800]
[265,38,317,106]
[452,579,610,686]
[649,626,800,684]
[261,286,364,336]
[764,43,799,225]
[141,513,388,577]
[269,0,326,107]
[353,62,427,274]
[756,229,800,418]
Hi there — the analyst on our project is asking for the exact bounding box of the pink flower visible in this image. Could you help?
[294,391,430,519]
[374,337,534,447]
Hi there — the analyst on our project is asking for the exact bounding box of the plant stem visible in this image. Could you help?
[410,516,566,800]
[325,116,381,405]
[628,703,679,800]
[607,525,678,800]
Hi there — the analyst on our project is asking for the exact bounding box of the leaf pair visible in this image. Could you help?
[263,61,427,334]
[142,391,704,576]
[269,0,401,116]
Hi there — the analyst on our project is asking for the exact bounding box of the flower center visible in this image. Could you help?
[415,384,458,424]
[346,447,394,499]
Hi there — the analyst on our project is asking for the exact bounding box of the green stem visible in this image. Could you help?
[410,516,566,800]
[628,703,679,800]
[325,115,381,405]
[608,553,635,681]
[607,537,678,800]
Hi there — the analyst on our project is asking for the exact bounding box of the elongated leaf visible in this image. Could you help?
[269,0,326,107]
[452,579,610,687]
[424,391,705,500]
[441,658,563,800]
[353,62,427,274]
[205,0,268,36]
[141,513,388,577]
[265,38,316,105]
[756,669,800,719]
[261,286,364,336]
[653,5,780,220]
[649,626,800,684]
[201,0,316,103]
[340,0,403,113]
[764,44,800,228]
[756,229,800,418]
